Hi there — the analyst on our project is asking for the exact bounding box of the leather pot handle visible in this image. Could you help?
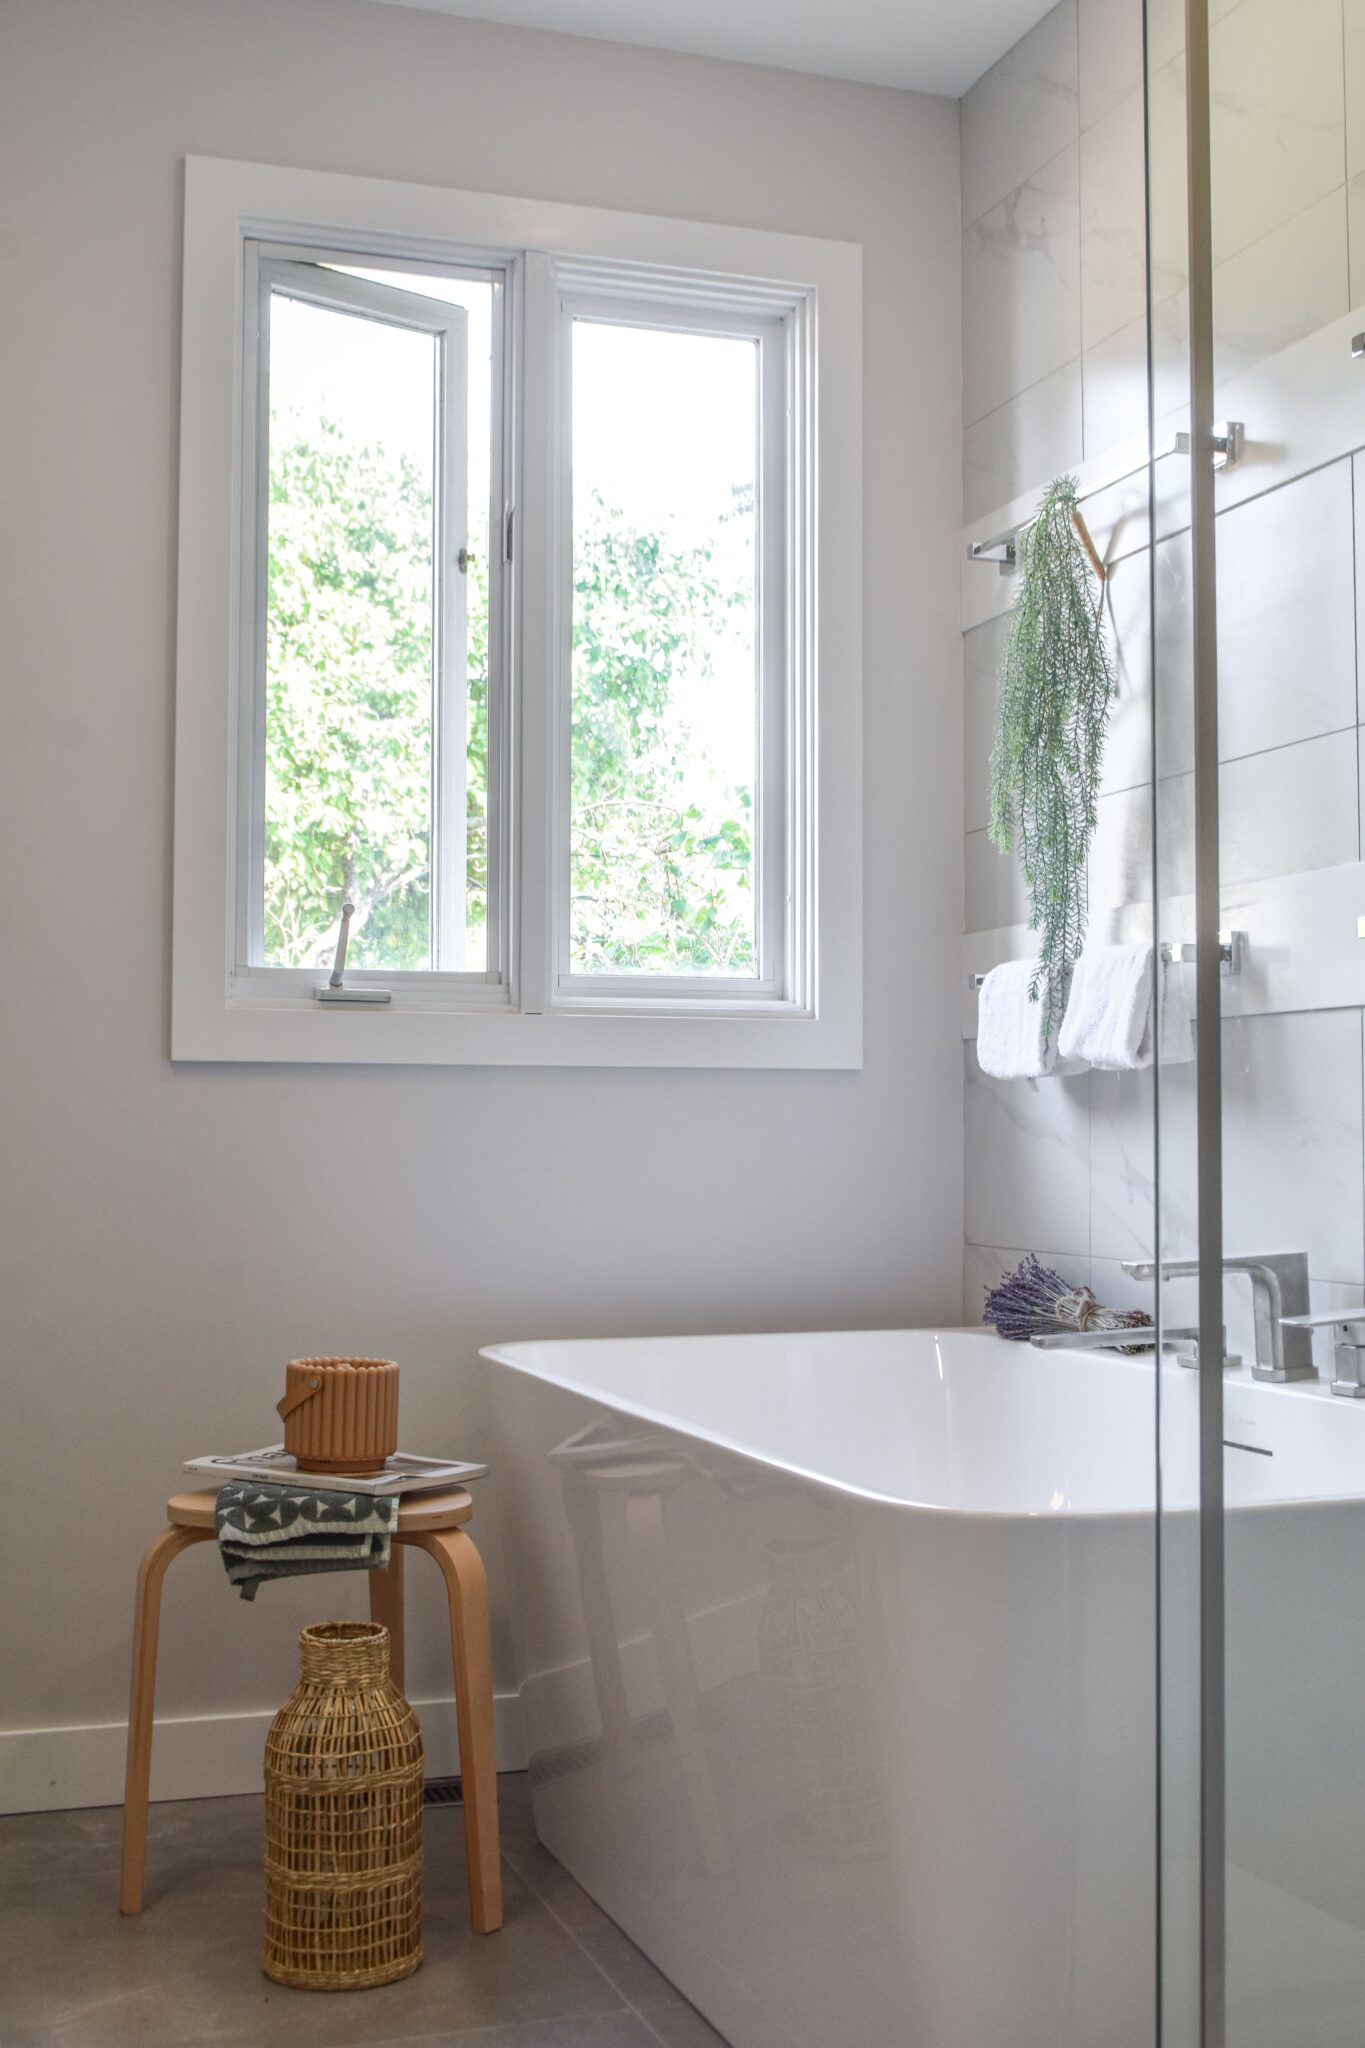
[277,1374,323,1422]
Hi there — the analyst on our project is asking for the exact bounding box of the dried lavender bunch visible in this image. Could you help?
[983,1253,1152,1346]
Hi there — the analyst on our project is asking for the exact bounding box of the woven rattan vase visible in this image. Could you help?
[263,1622,423,1991]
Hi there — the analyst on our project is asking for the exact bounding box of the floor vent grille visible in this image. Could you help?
[422,1777,464,1807]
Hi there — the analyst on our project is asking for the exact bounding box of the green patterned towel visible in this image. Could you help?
[214,1481,399,1602]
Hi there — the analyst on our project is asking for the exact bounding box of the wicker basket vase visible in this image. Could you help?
[278,1357,399,1477]
[263,1622,423,1991]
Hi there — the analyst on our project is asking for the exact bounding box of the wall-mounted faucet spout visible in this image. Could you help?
[1120,1253,1316,1383]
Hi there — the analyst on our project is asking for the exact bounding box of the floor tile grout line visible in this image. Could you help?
[498,1848,646,2022]
[499,1837,724,2047]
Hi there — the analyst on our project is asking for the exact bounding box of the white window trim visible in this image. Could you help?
[172,155,862,1068]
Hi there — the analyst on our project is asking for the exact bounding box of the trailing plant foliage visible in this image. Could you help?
[988,475,1115,1040]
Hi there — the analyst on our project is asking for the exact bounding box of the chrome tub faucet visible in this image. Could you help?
[1120,1253,1316,1384]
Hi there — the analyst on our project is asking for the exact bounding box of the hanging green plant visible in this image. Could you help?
[988,474,1114,1043]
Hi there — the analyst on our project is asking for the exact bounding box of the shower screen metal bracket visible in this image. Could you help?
[966,422,1245,571]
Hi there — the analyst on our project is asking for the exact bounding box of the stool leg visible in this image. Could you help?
[119,1526,207,1913]
[412,1529,502,1932]
[369,1545,406,1694]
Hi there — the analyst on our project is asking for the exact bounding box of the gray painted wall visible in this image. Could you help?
[0,0,963,1805]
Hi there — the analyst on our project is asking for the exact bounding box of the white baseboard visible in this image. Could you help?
[0,1692,527,1816]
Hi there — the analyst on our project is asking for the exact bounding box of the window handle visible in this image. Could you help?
[457,547,475,574]
[313,899,392,1005]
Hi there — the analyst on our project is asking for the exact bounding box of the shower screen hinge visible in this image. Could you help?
[1158,421,1243,470]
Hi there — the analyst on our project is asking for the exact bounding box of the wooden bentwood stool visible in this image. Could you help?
[119,1488,502,1935]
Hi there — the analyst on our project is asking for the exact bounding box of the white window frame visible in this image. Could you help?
[172,156,862,1067]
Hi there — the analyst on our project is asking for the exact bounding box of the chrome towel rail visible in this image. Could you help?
[968,931,1244,992]
[966,423,1245,569]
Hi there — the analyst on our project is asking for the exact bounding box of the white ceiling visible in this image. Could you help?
[364,0,1057,98]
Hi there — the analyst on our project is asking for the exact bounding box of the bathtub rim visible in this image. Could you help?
[482,1327,1181,1524]
[480,1327,1365,1523]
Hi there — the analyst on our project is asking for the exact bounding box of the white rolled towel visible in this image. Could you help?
[976,959,1059,1080]
[1058,942,1154,1070]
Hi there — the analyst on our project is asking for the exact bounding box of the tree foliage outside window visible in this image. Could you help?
[263,412,755,978]
[570,485,755,976]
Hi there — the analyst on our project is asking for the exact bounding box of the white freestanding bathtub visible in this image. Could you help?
[479,1329,1365,2048]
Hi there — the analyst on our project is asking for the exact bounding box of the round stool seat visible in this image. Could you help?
[167,1487,474,1533]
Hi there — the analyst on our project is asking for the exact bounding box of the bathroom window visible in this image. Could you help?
[172,159,862,1065]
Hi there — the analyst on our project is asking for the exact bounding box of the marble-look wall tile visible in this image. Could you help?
[1103,466,1356,809]
[964,614,1007,834]
[1218,728,1360,883]
[961,0,1079,229]
[1090,781,1155,912]
[963,1242,1093,1325]
[1080,90,1147,350]
[1090,1063,1200,1264]
[1100,550,1155,798]
[1082,316,1149,458]
[1223,1010,1365,1286]
[1088,1012,1364,1319]
[1077,0,1143,132]
[1156,773,1196,900]
[1215,461,1357,762]
[965,1041,1093,1252]
[963,145,1082,426]
[1208,0,1347,269]
[1211,187,1350,388]
[1089,1254,1189,1329]
[1102,536,1211,793]
[1117,186,1350,454]
[963,359,1084,522]
[1144,53,1192,308]
[971,713,1350,934]
[965,825,1028,933]
[1147,734,1357,912]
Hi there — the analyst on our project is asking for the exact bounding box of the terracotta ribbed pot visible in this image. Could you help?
[277,1357,399,1476]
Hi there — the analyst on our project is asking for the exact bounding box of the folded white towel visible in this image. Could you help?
[976,959,1058,1080]
[1058,942,1154,1070]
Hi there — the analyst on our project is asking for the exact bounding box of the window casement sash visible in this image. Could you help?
[542,275,803,1008]
[241,257,474,979]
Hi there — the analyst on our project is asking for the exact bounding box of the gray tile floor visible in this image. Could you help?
[0,1773,730,2048]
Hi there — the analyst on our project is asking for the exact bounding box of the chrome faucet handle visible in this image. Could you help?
[1281,1310,1365,1399]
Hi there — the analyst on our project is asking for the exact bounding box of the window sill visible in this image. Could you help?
[172,987,858,1069]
